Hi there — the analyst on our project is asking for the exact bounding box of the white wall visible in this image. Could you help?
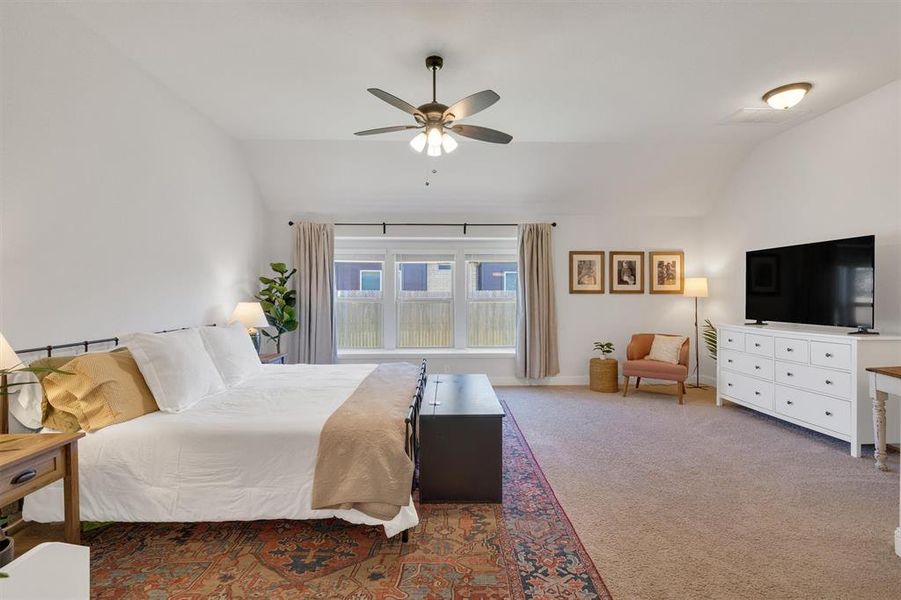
[703,80,901,379]
[264,209,705,385]
[0,5,265,349]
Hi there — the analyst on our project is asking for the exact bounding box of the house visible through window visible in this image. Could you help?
[335,260,383,349]
[334,239,517,351]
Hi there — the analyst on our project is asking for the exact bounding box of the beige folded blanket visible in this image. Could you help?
[311,362,419,520]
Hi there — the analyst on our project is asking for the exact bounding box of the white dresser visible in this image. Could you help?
[716,323,901,457]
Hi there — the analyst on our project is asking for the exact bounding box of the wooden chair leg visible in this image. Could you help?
[622,376,630,397]
[681,382,687,394]
[677,381,684,405]
[635,376,641,389]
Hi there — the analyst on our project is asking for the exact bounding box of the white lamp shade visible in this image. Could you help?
[0,332,22,371]
[229,302,270,329]
[683,277,709,298]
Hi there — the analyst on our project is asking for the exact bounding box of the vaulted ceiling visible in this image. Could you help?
[64,1,901,217]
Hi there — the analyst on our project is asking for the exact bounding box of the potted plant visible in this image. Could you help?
[255,263,299,354]
[702,319,717,361]
[593,341,615,359]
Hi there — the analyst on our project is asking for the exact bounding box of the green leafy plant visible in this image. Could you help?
[593,341,615,358]
[255,263,298,353]
[703,319,717,361]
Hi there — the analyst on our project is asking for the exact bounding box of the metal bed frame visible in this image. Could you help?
[16,329,427,544]
[402,359,428,543]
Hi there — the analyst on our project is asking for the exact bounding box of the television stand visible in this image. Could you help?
[744,320,768,326]
[850,327,879,335]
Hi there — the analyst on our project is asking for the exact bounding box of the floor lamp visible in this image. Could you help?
[684,278,709,389]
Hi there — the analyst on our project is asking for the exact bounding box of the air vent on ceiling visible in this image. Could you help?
[720,108,809,125]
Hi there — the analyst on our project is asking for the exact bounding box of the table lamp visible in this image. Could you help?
[229,302,270,352]
[0,332,23,434]
[684,277,709,389]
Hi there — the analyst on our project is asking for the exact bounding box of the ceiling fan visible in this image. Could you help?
[354,55,512,156]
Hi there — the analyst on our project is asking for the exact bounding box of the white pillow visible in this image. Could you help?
[121,329,225,413]
[198,324,262,387]
[646,335,687,364]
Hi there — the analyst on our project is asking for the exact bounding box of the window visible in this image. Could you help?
[396,257,454,348]
[335,260,383,349]
[334,239,517,351]
[467,258,518,347]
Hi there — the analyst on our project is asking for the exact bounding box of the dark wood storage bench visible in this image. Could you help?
[419,374,505,503]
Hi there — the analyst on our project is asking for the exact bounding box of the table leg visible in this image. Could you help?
[63,442,80,544]
[873,389,889,472]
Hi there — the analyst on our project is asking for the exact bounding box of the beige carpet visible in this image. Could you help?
[498,384,901,600]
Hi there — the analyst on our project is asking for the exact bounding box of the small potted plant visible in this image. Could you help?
[593,341,615,359]
[589,341,618,392]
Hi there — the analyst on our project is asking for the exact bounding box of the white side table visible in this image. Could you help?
[0,542,89,599]
[867,366,901,559]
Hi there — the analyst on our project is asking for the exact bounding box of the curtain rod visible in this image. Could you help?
[287,221,557,235]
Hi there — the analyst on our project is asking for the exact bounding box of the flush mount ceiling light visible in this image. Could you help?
[354,55,513,157]
[762,82,812,110]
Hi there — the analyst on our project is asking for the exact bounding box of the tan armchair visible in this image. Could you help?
[622,333,690,404]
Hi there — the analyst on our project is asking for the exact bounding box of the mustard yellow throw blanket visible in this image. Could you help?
[311,362,419,520]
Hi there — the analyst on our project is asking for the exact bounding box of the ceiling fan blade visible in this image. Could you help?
[449,124,512,144]
[444,90,500,120]
[367,88,423,118]
[354,125,421,136]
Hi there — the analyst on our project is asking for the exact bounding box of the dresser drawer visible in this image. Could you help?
[774,337,808,363]
[775,385,851,435]
[745,333,774,357]
[774,361,852,399]
[809,341,852,371]
[721,349,774,380]
[721,370,774,411]
[0,448,65,501]
[720,330,745,351]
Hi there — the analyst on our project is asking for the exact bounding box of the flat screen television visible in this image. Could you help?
[745,235,875,332]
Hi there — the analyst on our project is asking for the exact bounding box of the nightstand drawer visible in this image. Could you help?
[0,448,64,502]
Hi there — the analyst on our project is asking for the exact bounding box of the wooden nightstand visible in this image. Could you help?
[0,434,83,544]
[259,352,287,365]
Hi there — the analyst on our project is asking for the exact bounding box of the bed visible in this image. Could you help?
[23,361,423,538]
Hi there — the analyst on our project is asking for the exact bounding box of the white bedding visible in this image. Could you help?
[24,363,419,537]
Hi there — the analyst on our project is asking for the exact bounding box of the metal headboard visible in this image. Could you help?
[405,359,428,489]
[14,325,215,358]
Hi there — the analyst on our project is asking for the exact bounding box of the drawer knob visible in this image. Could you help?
[728,338,733,342]
[786,400,794,405]
[754,391,761,396]
[786,347,794,352]
[825,353,833,358]
[754,343,761,347]
[825,411,832,416]
[727,383,733,387]
[727,359,733,363]
[825,380,833,385]
[754,365,761,370]
[786,372,794,377]
[10,468,37,485]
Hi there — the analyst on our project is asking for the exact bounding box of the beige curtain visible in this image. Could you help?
[516,223,560,379]
[294,222,336,364]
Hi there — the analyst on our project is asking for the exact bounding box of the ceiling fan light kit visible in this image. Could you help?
[355,55,513,156]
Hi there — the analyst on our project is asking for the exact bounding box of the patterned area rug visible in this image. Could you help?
[88,401,611,599]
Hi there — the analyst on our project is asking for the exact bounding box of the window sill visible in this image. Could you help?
[337,348,515,360]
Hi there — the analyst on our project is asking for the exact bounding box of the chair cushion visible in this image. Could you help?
[623,358,688,380]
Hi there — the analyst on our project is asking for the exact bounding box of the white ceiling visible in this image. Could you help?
[63,1,901,216]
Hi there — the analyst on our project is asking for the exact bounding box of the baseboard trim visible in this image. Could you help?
[491,373,717,387]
